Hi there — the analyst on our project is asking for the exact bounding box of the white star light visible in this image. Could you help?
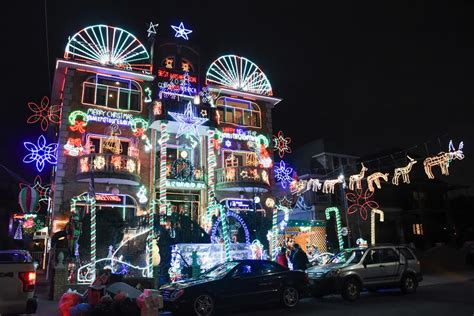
[171,22,193,40]
[168,102,208,140]
[147,22,159,38]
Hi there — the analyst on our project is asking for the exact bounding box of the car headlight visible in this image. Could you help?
[170,289,185,300]
[325,269,342,277]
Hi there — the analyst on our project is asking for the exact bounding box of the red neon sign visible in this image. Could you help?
[95,194,122,202]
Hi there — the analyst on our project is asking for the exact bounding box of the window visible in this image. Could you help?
[216,97,262,128]
[82,75,142,112]
[87,135,132,156]
[413,223,423,236]
[397,247,415,260]
[256,262,286,274]
[380,248,399,263]
[363,249,382,265]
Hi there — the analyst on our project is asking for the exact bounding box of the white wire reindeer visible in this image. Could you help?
[423,140,464,179]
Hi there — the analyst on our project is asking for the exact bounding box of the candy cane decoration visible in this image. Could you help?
[158,122,169,222]
[206,130,217,222]
[371,209,384,246]
[271,207,278,260]
[325,207,344,251]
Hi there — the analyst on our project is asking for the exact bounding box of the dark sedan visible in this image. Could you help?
[160,259,309,316]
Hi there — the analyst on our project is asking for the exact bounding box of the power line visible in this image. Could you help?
[44,0,51,91]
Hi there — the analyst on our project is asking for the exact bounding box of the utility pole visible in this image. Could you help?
[339,165,351,248]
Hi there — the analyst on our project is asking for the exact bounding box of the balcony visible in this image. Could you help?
[215,166,271,192]
[77,153,141,186]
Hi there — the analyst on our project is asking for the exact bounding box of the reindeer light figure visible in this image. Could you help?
[349,163,368,191]
[392,156,417,185]
[367,172,389,192]
[322,175,345,194]
[423,140,464,179]
[306,178,322,192]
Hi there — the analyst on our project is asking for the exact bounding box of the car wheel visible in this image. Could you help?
[281,286,299,308]
[193,293,215,316]
[342,278,361,301]
[401,274,417,294]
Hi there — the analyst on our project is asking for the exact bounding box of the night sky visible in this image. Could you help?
[2,1,473,187]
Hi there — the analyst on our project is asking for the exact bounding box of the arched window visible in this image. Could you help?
[215,97,262,128]
[82,75,142,112]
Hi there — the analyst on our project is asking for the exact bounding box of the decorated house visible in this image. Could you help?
[42,23,282,284]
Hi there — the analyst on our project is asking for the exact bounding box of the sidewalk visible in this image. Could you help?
[421,271,474,287]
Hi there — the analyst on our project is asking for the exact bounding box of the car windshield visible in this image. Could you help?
[328,249,364,265]
[199,262,239,279]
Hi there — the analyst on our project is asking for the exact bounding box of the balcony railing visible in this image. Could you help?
[77,153,141,184]
[215,166,271,189]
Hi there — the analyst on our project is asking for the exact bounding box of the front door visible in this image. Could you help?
[360,249,386,286]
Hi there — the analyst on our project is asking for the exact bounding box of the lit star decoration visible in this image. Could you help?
[23,135,58,172]
[274,160,293,189]
[273,131,292,158]
[168,102,208,140]
[27,96,61,131]
[147,22,159,38]
[171,22,192,40]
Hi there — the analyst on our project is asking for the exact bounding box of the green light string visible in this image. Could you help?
[206,130,217,221]
[325,207,344,251]
[159,122,169,224]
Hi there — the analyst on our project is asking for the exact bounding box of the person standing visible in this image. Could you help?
[291,243,309,270]
[276,247,288,268]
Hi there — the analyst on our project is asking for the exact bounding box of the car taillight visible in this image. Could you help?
[19,271,36,292]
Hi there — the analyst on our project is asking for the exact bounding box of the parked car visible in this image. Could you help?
[0,250,37,315]
[160,259,309,316]
[306,245,422,301]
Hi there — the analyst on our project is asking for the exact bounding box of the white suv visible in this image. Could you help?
[0,250,38,315]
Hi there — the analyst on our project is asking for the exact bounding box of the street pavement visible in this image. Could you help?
[32,272,474,316]
[232,277,474,316]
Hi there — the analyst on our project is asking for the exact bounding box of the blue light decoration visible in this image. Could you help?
[147,22,159,38]
[168,102,208,140]
[224,140,232,148]
[171,22,192,40]
[295,196,313,211]
[274,160,293,189]
[23,135,58,172]
[211,210,250,245]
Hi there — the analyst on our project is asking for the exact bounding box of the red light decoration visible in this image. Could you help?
[346,188,379,221]
[19,175,51,206]
[70,121,86,134]
[27,96,61,131]
[272,130,292,159]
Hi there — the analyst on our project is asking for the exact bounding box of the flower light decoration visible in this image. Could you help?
[345,188,379,221]
[272,131,292,159]
[23,135,58,172]
[392,156,417,185]
[423,140,464,179]
[20,175,51,206]
[274,160,293,189]
[27,96,61,131]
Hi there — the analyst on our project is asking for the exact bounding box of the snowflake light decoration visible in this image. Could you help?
[346,188,379,221]
[273,131,292,158]
[274,160,293,189]
[171,22,192,40]
[23,135,58,172]
[27,96,61,131]
[168,102,208,140]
